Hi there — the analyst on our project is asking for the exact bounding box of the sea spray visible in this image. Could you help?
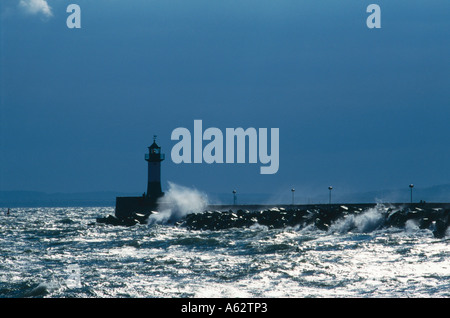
[147,182,208,225]
[328,204,388,234]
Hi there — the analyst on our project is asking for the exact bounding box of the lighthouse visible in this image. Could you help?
[113,136,165,220]
[145,136,165,199]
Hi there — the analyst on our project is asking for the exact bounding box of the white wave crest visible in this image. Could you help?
[328,204,387,234]
[147,182,208,225]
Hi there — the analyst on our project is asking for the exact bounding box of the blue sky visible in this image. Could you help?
[1,1,449,202]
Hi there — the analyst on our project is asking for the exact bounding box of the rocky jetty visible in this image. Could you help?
[96,203,450,238]
[179,204,450,238]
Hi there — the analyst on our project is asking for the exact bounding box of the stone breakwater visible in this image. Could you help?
[97,203,450,238]
[179,204,450,238]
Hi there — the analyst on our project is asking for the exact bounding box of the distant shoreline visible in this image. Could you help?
[1,183,450,208]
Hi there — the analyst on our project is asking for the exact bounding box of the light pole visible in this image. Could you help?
[328,186,333,204]
[409,184,414,204]
[291,188,295,205]
[233,190,237,206]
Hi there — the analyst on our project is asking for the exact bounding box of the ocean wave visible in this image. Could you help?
[2,207,450,298]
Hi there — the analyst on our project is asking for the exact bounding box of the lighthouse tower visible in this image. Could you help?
[145,135,165,199]
[113,136,165,220]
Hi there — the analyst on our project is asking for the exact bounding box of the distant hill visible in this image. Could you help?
[334,184,450,204]
[209,184,450,205]
[1,184,449,207]
[0,191,137,207]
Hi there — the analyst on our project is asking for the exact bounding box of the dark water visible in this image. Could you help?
[0,206,449,298]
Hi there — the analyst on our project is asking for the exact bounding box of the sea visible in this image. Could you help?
[1,203,449,300]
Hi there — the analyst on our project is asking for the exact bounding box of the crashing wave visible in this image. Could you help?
[176,204,450,238]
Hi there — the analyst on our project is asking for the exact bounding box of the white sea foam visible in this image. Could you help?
[328,204,386,234]
[1,206,449,298]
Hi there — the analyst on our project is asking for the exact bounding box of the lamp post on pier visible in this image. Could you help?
[328,186,333,205]
[409,184,414,204]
